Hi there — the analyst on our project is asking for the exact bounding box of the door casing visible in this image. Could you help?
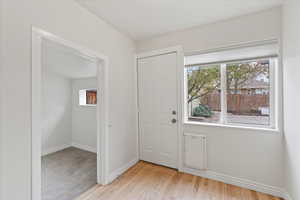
[31,27,110,200]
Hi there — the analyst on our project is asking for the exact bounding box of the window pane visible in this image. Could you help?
[226,60,270,126]
[79,89,97,106]
[86,90,97,104]
[79,90,86,105]
[186,65,221,123]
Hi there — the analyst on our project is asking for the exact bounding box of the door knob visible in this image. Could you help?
[172,110,177,115]
[171,119,177,123]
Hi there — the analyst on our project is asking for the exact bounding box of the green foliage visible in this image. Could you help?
[187,61,269,104]
[226,61,269,94]
[192,104,213,117]
[187,66,220,103]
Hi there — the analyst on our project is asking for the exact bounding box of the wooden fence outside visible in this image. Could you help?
[201,94,269,115]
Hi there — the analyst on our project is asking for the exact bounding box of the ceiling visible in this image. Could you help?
[43,39,97,79]
[75,0,283,40]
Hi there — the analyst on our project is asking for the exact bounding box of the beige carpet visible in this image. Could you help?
[42,147,97,200]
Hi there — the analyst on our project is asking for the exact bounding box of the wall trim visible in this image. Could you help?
[72,142,97,153]
[42,143,71,156]
[182,167,286,199]
[42,142,97,156]
[281,191,294,200]
[107,158,139,184]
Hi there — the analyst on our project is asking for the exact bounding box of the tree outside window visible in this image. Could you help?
[186,59,271,127]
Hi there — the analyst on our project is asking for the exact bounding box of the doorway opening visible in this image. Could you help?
[32,27,109,200]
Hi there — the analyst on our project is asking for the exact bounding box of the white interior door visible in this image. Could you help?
[138,52,178,168]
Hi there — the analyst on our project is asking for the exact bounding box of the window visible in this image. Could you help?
[225,60,271,126]
[184,42,278,129]
[79,89,97,106]
[186,64,221,123]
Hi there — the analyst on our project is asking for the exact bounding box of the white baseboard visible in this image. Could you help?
[72,142,97,153]
[42,143,71,156]
[42,142,96,156]
[182,167,286,199]
[281,191,294,200]
[107,158,139,184]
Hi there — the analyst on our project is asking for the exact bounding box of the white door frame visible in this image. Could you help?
[31,27,110,200]
[135,46,184,171]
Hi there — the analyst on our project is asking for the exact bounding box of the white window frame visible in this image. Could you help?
[79,88,97,107]
[184,56,279,131]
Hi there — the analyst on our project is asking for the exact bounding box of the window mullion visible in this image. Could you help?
[269,58,276,129]
[220,64,227,124]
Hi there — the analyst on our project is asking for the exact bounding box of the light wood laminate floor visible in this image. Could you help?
[76,161,282,200]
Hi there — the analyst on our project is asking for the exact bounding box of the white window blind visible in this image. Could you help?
[185,41,279,66]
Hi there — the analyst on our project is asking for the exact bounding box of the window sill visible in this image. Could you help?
[79,104,97,107]
[184,121,280,134]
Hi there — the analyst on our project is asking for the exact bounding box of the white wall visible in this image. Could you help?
[283,1,300,199]
[42,62,73,155]
[137,7,284,191]
[137,7,282,53]
[42,42,98,155]
[0,0,4,197]
[72,78,97,152]
[0,0,137,199]
[42,72,98,154]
